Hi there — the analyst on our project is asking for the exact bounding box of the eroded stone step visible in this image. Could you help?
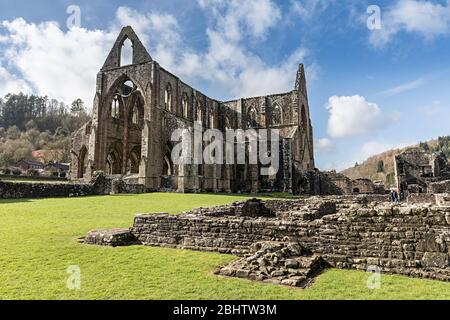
[215,241,328,288]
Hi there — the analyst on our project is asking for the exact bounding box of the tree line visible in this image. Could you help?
[419,136,450,160]
[0,92,90,169]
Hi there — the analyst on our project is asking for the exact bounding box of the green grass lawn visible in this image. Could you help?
[0,193,449,300]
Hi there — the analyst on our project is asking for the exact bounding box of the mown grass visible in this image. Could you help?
[0,193,449,300]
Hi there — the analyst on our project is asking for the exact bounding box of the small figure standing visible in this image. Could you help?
[390,188,399,204]
[393,189,399,203]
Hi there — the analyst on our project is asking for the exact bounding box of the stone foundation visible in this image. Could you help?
[84,196,450,286]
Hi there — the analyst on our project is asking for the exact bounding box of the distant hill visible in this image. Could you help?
[340,138,449,188]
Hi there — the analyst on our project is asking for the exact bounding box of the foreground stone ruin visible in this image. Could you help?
[84,196,450,287]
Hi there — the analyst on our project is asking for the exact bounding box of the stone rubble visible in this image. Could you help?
[215,241,328,288]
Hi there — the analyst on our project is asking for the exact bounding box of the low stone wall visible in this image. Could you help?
[111,178,147,195]
[129,198,450,281]
[0,172,147,199]
[429,180,450,194]
[408,193,436,204]
[0,180,95,199]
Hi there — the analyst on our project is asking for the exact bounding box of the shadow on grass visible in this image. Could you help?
[0,191,305,205]
[204,192,306,200]
[0,198,33,204]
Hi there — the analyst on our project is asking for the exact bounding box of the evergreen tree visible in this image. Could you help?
[377,160,385,173]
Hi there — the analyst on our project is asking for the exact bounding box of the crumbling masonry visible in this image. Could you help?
[85,196,450,287]
[71,26,315,194]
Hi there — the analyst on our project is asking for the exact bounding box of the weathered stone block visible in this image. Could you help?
[422,252,449,268]
[84,228,137,247]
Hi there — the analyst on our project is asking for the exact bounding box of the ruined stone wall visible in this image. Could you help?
[322,172,353,194]
[429,180,450,194]
[71,26,318,195]
[407,193,436,204]
[0,181,95,199]
[130,199,450,281]
[353,179,375,194]
[70,122,93,180]
[394,149,445,193]
[0,173,146,199]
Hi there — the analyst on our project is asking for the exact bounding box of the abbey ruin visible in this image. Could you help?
[70,26,315,194]
[0,26,446,288]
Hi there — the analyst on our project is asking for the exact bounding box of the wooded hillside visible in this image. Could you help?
[0,93,90,168]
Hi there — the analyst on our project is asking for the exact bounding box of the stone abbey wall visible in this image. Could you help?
[127,197,450,282]
[71,26,316,195]
[0,173,146,199]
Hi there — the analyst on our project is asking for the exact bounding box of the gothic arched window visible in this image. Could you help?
[247,107,257,128]
[165,84,172,111]
[120,38,133,67]
[111,95,120,118]
[182,93,189,119]
[224,116,232,130]
[210,112,215,129]
[132,106,139,125]
[272,105,282,125]
[196,102,203,123]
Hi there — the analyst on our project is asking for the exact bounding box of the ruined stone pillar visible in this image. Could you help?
[282,140,293,194]
[139,120,160,189]
[251,164,260,194]
[177,162,186,193]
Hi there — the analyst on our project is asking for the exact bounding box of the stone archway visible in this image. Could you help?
[162,155,173,176]
[106,148,122,175]
[127,147,141,174]
[78,146,88,179]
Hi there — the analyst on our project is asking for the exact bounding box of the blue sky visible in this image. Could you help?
[1,0,450,170]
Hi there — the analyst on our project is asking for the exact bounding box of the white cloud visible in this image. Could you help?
[316,138,334,153]
[359,140,412,161]
[377,77,426,96]
[115,7,181,48]
[0,2,313,106]
[360,141,395,160]
[370,0,450,47]
[0,64,31,97]
[187,0,311,98]
[327,95,390,138]
[198,0,281,41]
[0,18,117,105]
[290,0,335,21]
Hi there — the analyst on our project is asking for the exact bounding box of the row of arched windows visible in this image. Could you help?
[244,104,307,128]
[246,105,283,128]
[163,83,306,129]
[111,95,142,126]
[164,83,216,127]
[165,84,194,119]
